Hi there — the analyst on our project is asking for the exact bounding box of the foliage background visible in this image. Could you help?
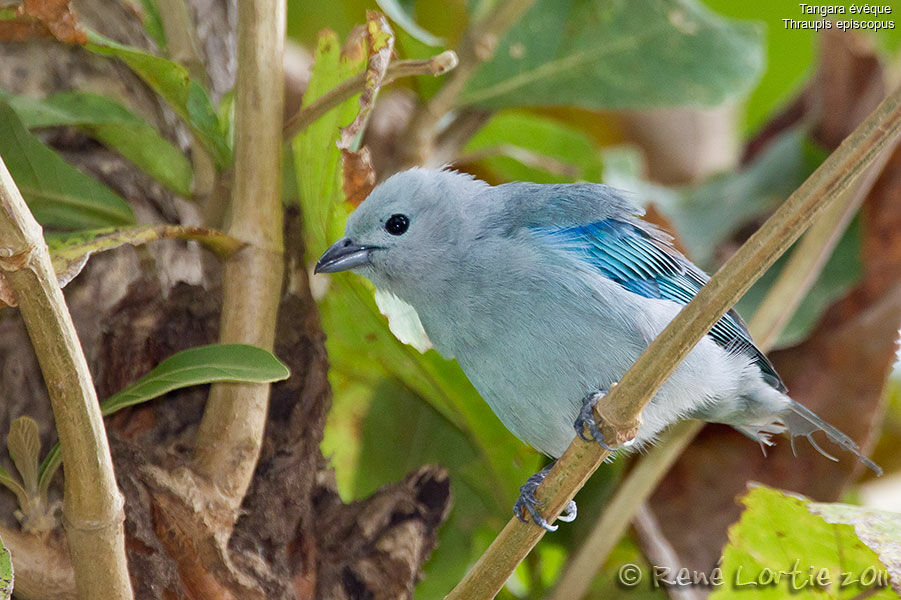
[0,0,898,598]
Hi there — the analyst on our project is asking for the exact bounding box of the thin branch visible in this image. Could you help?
[192,0,285,515]
[547,114,900,600]
[399,0,536,167]
[633,503,704,600]
[283,51,458,140]
[445,84,901,600]
[0,156,133,599]
[749,142,895,349]
[154,0,217,206]
[547,420,702,600]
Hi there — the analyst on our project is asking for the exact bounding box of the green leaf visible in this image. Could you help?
[0,102,135,229]
[375,0,444,46]
[135,0,167,50]
[100,343,289,415]
[713,485,897,599]
[46,224,242,287]
[0,467,27,514]
[809,502,901,590]
[291,29,368,253]
[0,531,11,600]
[460,0,764,110]
[6,417,40,496]
[85,31,232,168]
[462,109,604,183]
[3,91,192,196]
[37,344,289,493]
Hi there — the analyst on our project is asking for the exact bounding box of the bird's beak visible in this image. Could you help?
[314,238,380,274]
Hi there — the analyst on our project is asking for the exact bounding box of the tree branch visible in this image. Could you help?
[445,84,901,600]
[155,0,217,206]
[192,0,285,517]
[0,157,133,599]
[399,0,536,167]
[282,51,458,141]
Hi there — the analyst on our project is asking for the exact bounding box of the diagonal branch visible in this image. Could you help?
[0,156,133,599]
[283,51,458,140]
[547,132,897,600]
[446,84,901,600]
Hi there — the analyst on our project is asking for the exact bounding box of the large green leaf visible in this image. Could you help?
[86,31,232,168]
[37,344,289,494]
[460,0,764,110]
[713,486,897,599]
[3,91,192,196]
[0,102,135,229]
[0,532,10,600]
[462,109,604,183]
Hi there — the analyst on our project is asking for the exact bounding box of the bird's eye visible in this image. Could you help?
[385,214,409,236]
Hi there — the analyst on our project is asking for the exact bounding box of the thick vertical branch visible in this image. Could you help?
[446,84,901,600]
[193,0,285,513]
[0,157,133,600]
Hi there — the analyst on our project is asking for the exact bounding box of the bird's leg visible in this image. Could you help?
[513,461,577,532]
[573,390,616,451]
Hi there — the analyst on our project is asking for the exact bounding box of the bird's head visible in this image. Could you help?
[315,168,489,294]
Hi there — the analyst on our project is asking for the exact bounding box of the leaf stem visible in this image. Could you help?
[399,0,536,167]
[154,0,216,204]
[192,0,286,515]
[445,84,901,600]
[0,156,133,599]
[283,51,458,140]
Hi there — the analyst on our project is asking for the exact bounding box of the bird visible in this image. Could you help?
[314,167,882,531]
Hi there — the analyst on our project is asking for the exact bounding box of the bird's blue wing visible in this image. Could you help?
[535,218,786,392]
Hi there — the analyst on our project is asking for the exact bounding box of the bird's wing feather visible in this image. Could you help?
[534,218,786,392]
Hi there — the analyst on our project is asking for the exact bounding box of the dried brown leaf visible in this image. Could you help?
[341,147,377,207]
[0,0,86,44]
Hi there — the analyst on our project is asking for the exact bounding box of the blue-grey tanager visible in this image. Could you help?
[315,168,881,531]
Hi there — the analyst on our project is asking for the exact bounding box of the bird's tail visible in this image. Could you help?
[783,399,882,476]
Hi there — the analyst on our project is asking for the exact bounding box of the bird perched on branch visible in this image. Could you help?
[315,168,881,531]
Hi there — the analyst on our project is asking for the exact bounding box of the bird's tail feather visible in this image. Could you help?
[783,400,882,476]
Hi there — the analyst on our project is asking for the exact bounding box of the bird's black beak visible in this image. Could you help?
[314,238,380,274]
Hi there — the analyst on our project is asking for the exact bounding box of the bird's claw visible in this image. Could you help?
[558,500,577,523]
[513,465,577,531]
[574,390,615,451]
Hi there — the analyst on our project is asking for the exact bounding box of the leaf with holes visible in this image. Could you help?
[713,486,898,599]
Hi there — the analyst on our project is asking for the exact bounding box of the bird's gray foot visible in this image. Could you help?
[574,390,615,451]
[513,463,577,531]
